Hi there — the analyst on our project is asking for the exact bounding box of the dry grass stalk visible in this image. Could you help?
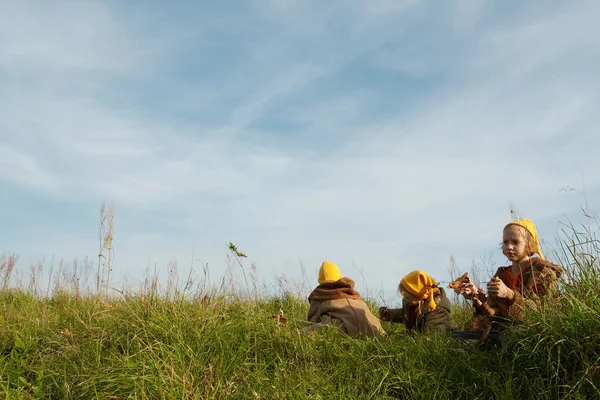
[97,201,115,298]
[0,252,18,290]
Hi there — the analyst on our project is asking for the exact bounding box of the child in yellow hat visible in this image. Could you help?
[489,219,562,321]
[452,218,562,349]
[379,270,457,334]
[306,261,386,337]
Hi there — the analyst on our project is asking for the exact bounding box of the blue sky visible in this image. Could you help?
[1,0,599,303]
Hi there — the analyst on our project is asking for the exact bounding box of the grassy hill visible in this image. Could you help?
[0,223,599,399]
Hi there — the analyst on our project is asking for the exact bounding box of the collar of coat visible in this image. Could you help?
[403,287,448,313]
[498,257,562,278]
[308,277,363,302]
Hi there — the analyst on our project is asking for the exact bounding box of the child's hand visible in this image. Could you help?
[448,273,484,301]
[487,278,514,300]
[459,282,478,299]
[379,307,390,321]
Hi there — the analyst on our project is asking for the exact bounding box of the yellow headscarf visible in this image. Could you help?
[318,261,342,284]
[400,270,441,311]
[505,219,545,260]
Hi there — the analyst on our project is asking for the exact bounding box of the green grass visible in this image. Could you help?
[0,220,599,399]
[0,286,598,399]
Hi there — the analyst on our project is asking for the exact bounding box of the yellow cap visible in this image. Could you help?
[318,261,342,284]
[400,270,440,311]
[505,219,545,260]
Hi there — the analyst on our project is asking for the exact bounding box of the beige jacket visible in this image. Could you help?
[306,277,385,337]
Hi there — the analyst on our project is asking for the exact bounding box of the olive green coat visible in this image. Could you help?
[386,288,457,333]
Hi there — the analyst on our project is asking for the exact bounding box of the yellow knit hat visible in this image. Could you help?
[505,219,545,260]
[400,270,441,311]
[318,261,342,284]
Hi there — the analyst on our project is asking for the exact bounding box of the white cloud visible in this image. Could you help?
[1,0,599,297]
[0,144,57,190]
[0,1,137,73]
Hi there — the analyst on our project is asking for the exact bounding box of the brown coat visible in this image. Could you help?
[306,277,385,337]
[487,257,562,324]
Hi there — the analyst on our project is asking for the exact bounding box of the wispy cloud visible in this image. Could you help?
[0,144,56,190]
[1,0,598,300]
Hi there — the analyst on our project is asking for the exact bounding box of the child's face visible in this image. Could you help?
[502,225,529,263]
[398,285,421,306]
[404,297,420,306]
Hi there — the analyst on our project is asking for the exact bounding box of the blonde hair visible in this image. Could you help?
[398,282,417,301]
[398,282,424,314]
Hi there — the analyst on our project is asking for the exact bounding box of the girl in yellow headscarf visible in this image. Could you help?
[452,218,562,349]
[488,219,562,323]
[379,270,457,334]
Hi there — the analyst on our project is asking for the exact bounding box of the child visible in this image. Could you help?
[379,270,457,334]
[306,261,386,337]
[489,218,562,321]
[452,218,562,349]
